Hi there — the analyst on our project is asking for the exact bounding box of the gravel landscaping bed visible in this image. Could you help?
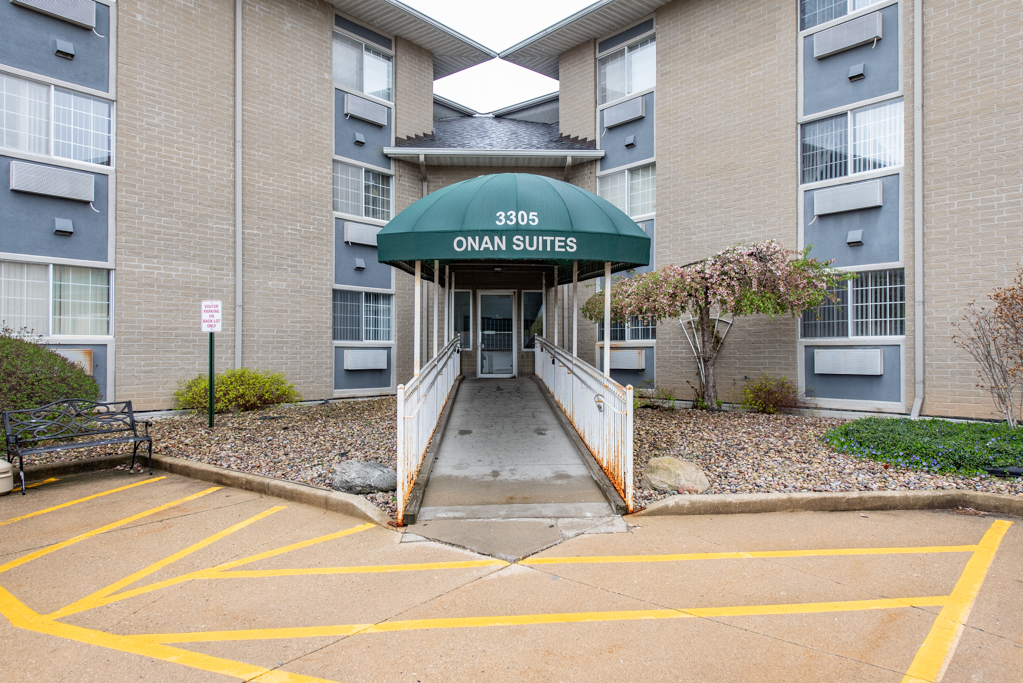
[632,407,1023,508]
[16,398,1022,518]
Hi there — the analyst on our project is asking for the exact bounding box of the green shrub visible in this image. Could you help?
[741,375,798,414]
[0,325,100,414]
[824,417,1023,474]
[175,368,301,413]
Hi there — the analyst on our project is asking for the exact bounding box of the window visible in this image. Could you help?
[0,74,111,166]
[453,291,471,350]
[333,31,393,102]
[800,0,885,31]
[53,266,109,335]
[801,269,904,338]
[333,161,392,220]
[598,36,656,105]
[332,289,393,342]
[597,317,656,342]
[1,261,110,336]
[598,164,656,217]
[522,291,544,349]
[0,261,49,333]
[801,100,902,184]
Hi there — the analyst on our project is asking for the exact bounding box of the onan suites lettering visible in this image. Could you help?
[454,235,577,253]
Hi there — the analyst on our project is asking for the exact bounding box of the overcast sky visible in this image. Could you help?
[401,0,595,113]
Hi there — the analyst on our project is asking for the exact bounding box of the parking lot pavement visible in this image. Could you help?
[1,470,1020,682]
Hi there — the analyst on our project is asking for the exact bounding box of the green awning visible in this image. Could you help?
[376,173,650,284]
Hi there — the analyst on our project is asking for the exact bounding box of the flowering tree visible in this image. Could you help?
[582,240,850,406]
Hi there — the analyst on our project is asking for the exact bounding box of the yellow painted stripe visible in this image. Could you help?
[48,506,287,620]
[0,477,165,527]
[214,558,508,579]
[0,486,220,575]
[49,522,378,610]
[901,520,1013,683]
[522,545,980,566]
[0,584,338,682]
[24,478,58,489]
[139,595,948,644]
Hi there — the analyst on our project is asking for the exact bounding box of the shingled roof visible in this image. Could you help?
[395,117,596,152]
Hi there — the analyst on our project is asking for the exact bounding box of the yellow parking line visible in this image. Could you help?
[214,558,509,579]
[0,585,338,682]
[48,506,287,620]
[901,520,1013,683]
[0,477,165,527]
[24,478,58,489]
[522,545,980,566]
[0,487,220,575]
[138,595,949,643]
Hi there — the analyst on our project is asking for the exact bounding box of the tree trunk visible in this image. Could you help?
[699,304,717,406]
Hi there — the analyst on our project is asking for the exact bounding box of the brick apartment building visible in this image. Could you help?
[0,0,1020,420]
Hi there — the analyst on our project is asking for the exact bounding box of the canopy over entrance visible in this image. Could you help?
[376,173,650,284]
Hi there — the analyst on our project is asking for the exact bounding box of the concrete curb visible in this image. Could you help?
[149,455,391,526]
[24,454,133,480]
[630,490,1023,518]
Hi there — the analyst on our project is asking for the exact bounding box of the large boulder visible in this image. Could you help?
[330,461,397,494]
[642,457,710,493]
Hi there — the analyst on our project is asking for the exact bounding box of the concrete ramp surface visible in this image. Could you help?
[418,378,612,521]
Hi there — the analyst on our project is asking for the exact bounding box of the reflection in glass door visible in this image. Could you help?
[478,292,515,378]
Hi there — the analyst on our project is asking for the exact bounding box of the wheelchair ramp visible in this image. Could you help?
[417,377,613,521]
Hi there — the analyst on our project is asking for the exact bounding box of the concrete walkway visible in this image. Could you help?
[418,377,612,522]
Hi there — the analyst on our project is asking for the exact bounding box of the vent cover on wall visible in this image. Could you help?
[344,93,388,127]
[813,348,883,375]
[813,179,882,215]
[344,221,381,247]
[603,96,646,129]
[10,161,95,202]
[609,349,645,370]
[813,12,883,59]
[344,349,388,371]
[11,0,96,29]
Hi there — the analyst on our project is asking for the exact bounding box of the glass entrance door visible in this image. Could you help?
[478,292,515,378]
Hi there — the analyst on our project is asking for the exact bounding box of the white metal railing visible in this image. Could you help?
[396,336,460,524]
[535,336,634,511]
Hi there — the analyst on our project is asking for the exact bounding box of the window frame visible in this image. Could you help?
[798,0,892,33]
[799,268,906,340]
[331,287,395,344]
[595,21,657,109]
[0,71,115,169]
[0,259,113,338]
[596,317,657,344]
[800,99,904,186]
[332,26,395,104]
[596,161,656,220]
[451,289,473,351]
[332,159,394,224]
[521,290,544,350]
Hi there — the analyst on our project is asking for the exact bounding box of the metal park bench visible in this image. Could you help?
[3,399,153,495]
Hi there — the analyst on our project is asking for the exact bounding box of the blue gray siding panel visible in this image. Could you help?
[802,5,899,117]
[597,346,656,390]
[334,219,391,288]
[0,156,108,262]
[0,1,111,92]
[804,345,901,403]
[600,92,655,171]
[598,19,653,53]
[334,346,392,391]
[47,343,107,399]
[335,89,391,168]
[804,174,900,268]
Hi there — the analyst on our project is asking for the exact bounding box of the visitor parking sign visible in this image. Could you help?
[201,300,223,333]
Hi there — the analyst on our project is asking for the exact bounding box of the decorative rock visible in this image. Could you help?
[330,460,397,494]
[642,456,711,493]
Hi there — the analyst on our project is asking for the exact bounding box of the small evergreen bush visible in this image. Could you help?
[824,417,1023,474]
[175,368,301,413]
[741,375,798,414]
[0,325,100,414]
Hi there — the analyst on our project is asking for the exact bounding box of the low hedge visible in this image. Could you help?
[1,328,100,413]
[175,368,301,413]
[823,417,1023,474]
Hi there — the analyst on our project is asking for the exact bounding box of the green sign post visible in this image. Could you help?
[200,300,223,429]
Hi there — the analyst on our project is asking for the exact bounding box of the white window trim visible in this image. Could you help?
[330,288,396,344]
[332,158,395,222]
[799,272,907,341]
[798,98,905,187]
[597,162,656,219]
[798,0,899,37]
[595,15,656,58]
[595,36,657,108]
[1,260,114,338]
[332,22,395,105]
[595,85,656,113]
[333,82,394,111]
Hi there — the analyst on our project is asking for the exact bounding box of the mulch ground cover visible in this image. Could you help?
[15,399,1022,517]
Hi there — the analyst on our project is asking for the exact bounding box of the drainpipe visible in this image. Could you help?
[233,0,243,369]
[911,0,925,418]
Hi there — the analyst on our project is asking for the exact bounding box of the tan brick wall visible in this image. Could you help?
[558,40,596,142]
[653,0,800,404]
[393,159,424,384]
[394,37,434,140]
[917,0,1023,418]
[115,0,336,409]
[115,0,237,409]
